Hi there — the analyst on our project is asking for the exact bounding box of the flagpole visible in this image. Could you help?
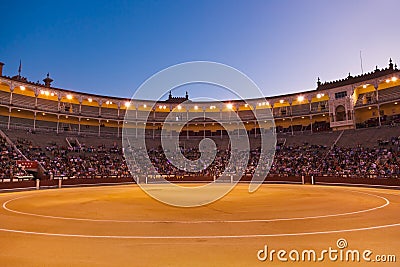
[18,60,22,78]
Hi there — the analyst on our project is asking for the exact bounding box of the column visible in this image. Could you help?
[9,85,14,105]
[253,104,257,138]
[98,100,103,117]
[33,112,37,131]
[117,102,121,118]
[56,115,59,134]
[375,84,381,126]
[220,105,224,139]
[57,93,61,111]
[78,96,83,114]
[34,88,39,108]
[291,118,294,135]
[7,107,11,130]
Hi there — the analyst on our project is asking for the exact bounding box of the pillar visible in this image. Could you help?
[57,93,61,111]
[98,100,103,117]
[78,96,83,114]
[9,85,14,105]
[290,117,294,135]
[375,84,381,126]
[7,107,11,130]
[117,102,121,118]
[34,88,39,108]
[56,115,59,134]
[33,112,36,131]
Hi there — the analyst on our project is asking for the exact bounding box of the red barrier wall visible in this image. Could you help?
[314,176,400,188]
[0,176,399,192]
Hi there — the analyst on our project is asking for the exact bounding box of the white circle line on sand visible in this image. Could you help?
[1,189,390,224]
[0,221,400,239]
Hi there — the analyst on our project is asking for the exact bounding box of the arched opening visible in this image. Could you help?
[335,105,346,121]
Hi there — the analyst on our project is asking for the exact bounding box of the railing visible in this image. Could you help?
[330,120,354,127]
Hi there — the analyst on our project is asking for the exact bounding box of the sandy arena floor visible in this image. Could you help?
[0,183,399,266]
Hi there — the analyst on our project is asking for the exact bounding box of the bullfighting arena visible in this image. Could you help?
[0,183,399,266]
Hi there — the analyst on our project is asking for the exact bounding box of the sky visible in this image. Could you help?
[1,0,399,100]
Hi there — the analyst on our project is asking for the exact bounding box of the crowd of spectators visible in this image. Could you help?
[2,134,400,181]
[0,138,28,180]
[15,139,130,178]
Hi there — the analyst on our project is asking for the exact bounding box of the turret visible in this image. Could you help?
[43,73,53,87]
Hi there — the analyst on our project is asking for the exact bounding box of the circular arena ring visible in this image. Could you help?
[0,183,399,266]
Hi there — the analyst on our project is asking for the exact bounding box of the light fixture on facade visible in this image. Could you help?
[392,77,398,82]
[226,103,233,109]
[177,105,182,110]
[20,86,25,91]
[194,105,198,110]
[88,98,93,103]
[297,96,304,102]
[66,94,73,100]
[124,101,130,107]
[279,99,284,104]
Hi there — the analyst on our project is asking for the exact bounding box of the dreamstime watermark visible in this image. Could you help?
[257,238,396,263]
[122,61,276,207]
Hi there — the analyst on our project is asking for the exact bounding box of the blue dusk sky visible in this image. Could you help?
[1,0,399,100]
